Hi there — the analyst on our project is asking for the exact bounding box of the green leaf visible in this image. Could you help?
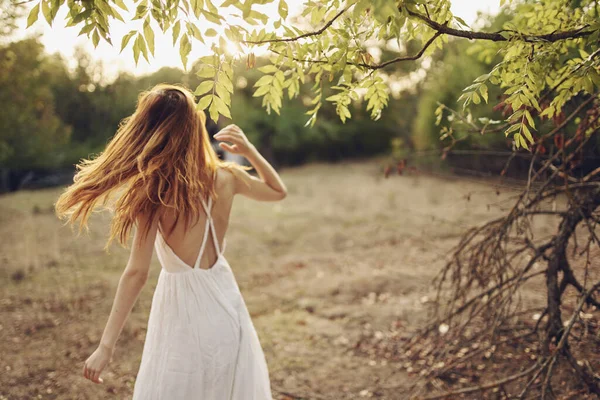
[114,0,128,11]
[258,65,278,74]
[215,82,231,105]
[224,27,239,42]
[172,20,181,46]
[219,73,234,93]
[529,94,542,112]
[583,76,594,94]
[26,3,40,28]
[474,74,489,83]
[205,0,218,14]
[111,7,125,22]
[505,123,520,137]
[133,35,141,64]
[278,0,288,19]
[196,65,215,78]
[479,84,488,103]
[137,33,149,62]
[95,0,113,19]
[179,34,191,68]
[144,19,155,56]
[197,94,213,110]
[372,1,398,24]
[524,109,535,129]
[253,85,270,97]
[540,106,555,118]
[95,11,109,32]
[454,16,469,28]
[249,10,268,24]
[519,133,529,150]
[254,74,274,87]
[78,23,94,36]
[208,99,220,122]
[194,80,214,96]
[120,30,136,52]
[202,10,222,24]
[221,62,233,80]
[134,4,147,19]
[92,29,100,47]
[521,123,534,144]
[212,95,231,118]
[514,133,522,149]
[187,22,203,42]
[511,94,522,111]
[353,0,369,18]
[41,0,53,25]
[198,55,216,65]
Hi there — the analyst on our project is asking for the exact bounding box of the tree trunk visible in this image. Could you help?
[544,188,600,391]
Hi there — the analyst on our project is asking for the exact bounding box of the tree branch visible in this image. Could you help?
[541,94,599,139]
[269,31,442,70]
[519,281,600,398]
[358,32,442,70]
[242,7,348,44]
[405,8,595,43]
[244,6,596,48]
[563,264,600,309]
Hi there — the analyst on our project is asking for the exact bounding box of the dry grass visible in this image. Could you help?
[0,158,550,400]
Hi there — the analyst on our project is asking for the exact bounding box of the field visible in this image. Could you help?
[0,158,567,399]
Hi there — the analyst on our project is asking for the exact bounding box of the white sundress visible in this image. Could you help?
[131,194,272,400]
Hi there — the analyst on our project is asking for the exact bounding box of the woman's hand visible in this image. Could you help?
[214,124,256,157]
[82,343,113,384]
[214,124,287,201]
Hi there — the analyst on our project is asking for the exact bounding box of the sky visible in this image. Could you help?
[15,0,500,80]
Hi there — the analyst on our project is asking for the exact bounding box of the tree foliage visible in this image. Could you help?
[0,39,71,169]
[26,0,600,148]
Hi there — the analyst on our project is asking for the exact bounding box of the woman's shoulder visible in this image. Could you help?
[217,162,249,179]
[215,164,238,192]
[216,163,251,195]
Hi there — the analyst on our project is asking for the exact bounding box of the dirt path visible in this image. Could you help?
[0,159,522,399]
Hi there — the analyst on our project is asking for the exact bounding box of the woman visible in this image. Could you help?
[55,83,287,399]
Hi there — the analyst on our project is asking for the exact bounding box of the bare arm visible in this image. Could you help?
[214,124,287,201]
[83,211,158,384]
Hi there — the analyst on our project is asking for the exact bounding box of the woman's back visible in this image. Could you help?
[157,168,235,271]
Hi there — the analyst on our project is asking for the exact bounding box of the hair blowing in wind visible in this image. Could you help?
[55,83,239,248]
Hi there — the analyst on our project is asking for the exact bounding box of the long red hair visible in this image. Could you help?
[55,83,241,248]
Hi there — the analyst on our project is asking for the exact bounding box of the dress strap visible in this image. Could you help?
[199,195,222,257]
[192,213,212,269]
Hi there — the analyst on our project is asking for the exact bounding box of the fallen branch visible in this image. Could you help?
[420,363,539,400]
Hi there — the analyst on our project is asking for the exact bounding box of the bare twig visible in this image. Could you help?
[242,7,348,44]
